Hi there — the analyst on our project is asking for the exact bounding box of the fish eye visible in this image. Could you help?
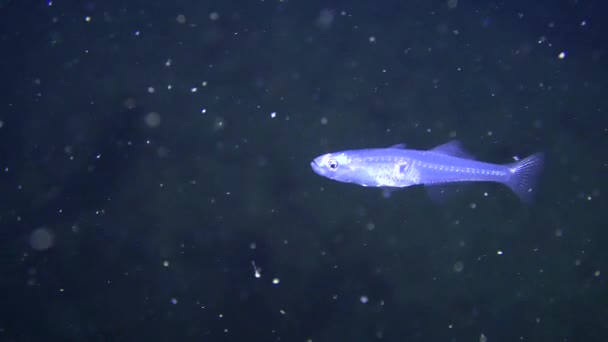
[328,159,339,170]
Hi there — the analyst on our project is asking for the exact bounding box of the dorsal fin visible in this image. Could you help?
[429,140,474,159]
[388,143,406,149]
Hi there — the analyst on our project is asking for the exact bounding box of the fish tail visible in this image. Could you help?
[504,153,545,203]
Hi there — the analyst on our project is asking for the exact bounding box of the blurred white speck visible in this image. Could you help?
[190,87,198,93]
[170,298,178,304]
[447,0,458,9]
[249,242,256,250]
[366,221,375,231]
[558,51,567,59]
[84,16,91,22]
[165,59,172,67]
[270,112,277,118]
[147,86,155,94]
[487,130,493,136]
[594,270,601,277]
[144,112,161,128]
[497,250,503,255]
[252,261,261,278]
[134,30,141,36]
[554,228,563,237]
[316,9,335,30]
[483,192,489,197]
[163,260,170,267]
[580,20,587,27]
[272,278,280,285]
[453,261,464,273]
[176,14,186,24]
[368,36,376,43]
[29,227,55,251]
[480,333,487,342]
[213,117,225,131]
[320,117,328,125]
[209,12,220,21]
[360,295,368,304]
[0,120,4,128]
[469,202,477,209]
[201,108,207,114]
[279,309,286,315]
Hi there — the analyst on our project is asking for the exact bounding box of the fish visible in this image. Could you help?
[310,140,544,203]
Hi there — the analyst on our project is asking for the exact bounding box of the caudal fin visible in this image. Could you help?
[505,153,544,203]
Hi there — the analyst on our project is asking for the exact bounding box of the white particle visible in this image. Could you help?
[165,59,172,67]
[209,12,220,21]
[147,86,155,94]
[201,108,206,114]
[170,298,178,304]
[320,117,328,125]
[270,112,277,118]
[272,278,280,285]
[359,295,369,304]
[368,36,376,43]
[190,87,198,93]
[84,16,91,22]
[558,51,567,59]
[144,112,161,127]
[252,261,261,278]
[163,260,170,267]
[594,270,601,277]
[29,227,55,251]
[497,250,503,255]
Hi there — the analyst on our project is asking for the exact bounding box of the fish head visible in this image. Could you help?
[311,152,347,178]
[310,152,367,184]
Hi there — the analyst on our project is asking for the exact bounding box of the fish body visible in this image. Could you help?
[310,141,544,202]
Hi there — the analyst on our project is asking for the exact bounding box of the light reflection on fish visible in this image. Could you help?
[310,140,544,203]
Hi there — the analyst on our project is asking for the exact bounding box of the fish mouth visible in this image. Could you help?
[310,160,325,175]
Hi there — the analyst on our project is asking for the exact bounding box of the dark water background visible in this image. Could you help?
[1,0,607,341]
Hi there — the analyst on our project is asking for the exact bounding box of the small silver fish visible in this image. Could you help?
[310,140,544,203]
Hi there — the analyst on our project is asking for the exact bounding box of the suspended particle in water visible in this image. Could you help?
[453,261,464,273]
[144,112,161,128]
[29,227,55,251]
